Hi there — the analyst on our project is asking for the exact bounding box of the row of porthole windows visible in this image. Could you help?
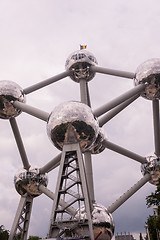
[65,53,98,68]
[71,53,86,60]
[69,53,97,64]
[14,172,47,183]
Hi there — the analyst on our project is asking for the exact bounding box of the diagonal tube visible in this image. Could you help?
[99,94,140,127]
[39,153,61,174]
[13,101,49,122]
[24,70,70,94]
[103,139,147,164]
[39,184,76,216]
[94,84,146,117]
[108,173,151,213]
[9,118,30,170]
[152,99,160,156]
[91,65,135,79]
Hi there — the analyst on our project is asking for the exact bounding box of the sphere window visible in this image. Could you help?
[65,59,69,67]
[71,54,78,60]
[78,53,86,59]
[88,55,98,64]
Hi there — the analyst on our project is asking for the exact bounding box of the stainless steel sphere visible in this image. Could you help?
[75,203,114,240]
[0,80,26,119]
[14,166,48,197]
[47,101,99,152]
[89,128,106,154]
[141,154,160,185]
[65,50,98,82]
[134,58,160,100]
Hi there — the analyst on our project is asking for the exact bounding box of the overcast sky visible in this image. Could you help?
[0,0,160,239]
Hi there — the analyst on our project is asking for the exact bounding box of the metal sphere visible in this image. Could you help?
[14,166,48,197]
[47,101,99,152]
[0,80,26,119]
[75,203,114,240]
[141,154,160,185]
[65,50,98,82]
[89,128,106,154]
[134,58,160,100]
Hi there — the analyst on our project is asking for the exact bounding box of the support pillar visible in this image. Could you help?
[9,195,33,240]
[48,143,94,239]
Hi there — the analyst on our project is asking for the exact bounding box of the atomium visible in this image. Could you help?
[14,166,48,197]
[65,49,98,82]
[134,58,160,100]
[141,154,160,185]
[1,48,160,240]
[0,80,26,119]
[75,203,114,240]
[47,101,99,152]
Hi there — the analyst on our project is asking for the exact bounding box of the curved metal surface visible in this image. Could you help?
[0,80,25,119]
[141,153,160,185]
[75,203,114,240]
[134,58,160,100]
[89,128,106,154]
[14,166,48,197]
[47,101,99,152]
[65,49,98,82]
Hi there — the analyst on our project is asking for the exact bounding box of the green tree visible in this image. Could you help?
[0,225,9,240]
[146,179,160,212]
[146,215,160,240]
[28,236,41,240]
[145,179,160,240]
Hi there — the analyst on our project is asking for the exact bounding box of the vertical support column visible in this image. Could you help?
[152,99,160,156]
[9,195,33,240]
[48,143,94,239]
[79,79,95,205]
[84,152,95,204]
[80,79,90,106]
[76,144,94,240]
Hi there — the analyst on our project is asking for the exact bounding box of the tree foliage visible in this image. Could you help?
[146,215,160,240]
[28,236,41,240]
[0,225,42,240]
[145,179,160,240]
[146,179,160,212]
[0,225,9,240]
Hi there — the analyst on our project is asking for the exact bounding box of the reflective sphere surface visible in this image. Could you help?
[141,154,160,185]
[75,203,114,240]
[89,128,106,154]
[65,50,98,82]
[0,80,26,119]
[14,166,48,197]
[134,58,160,100]
[47,101,99,152]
